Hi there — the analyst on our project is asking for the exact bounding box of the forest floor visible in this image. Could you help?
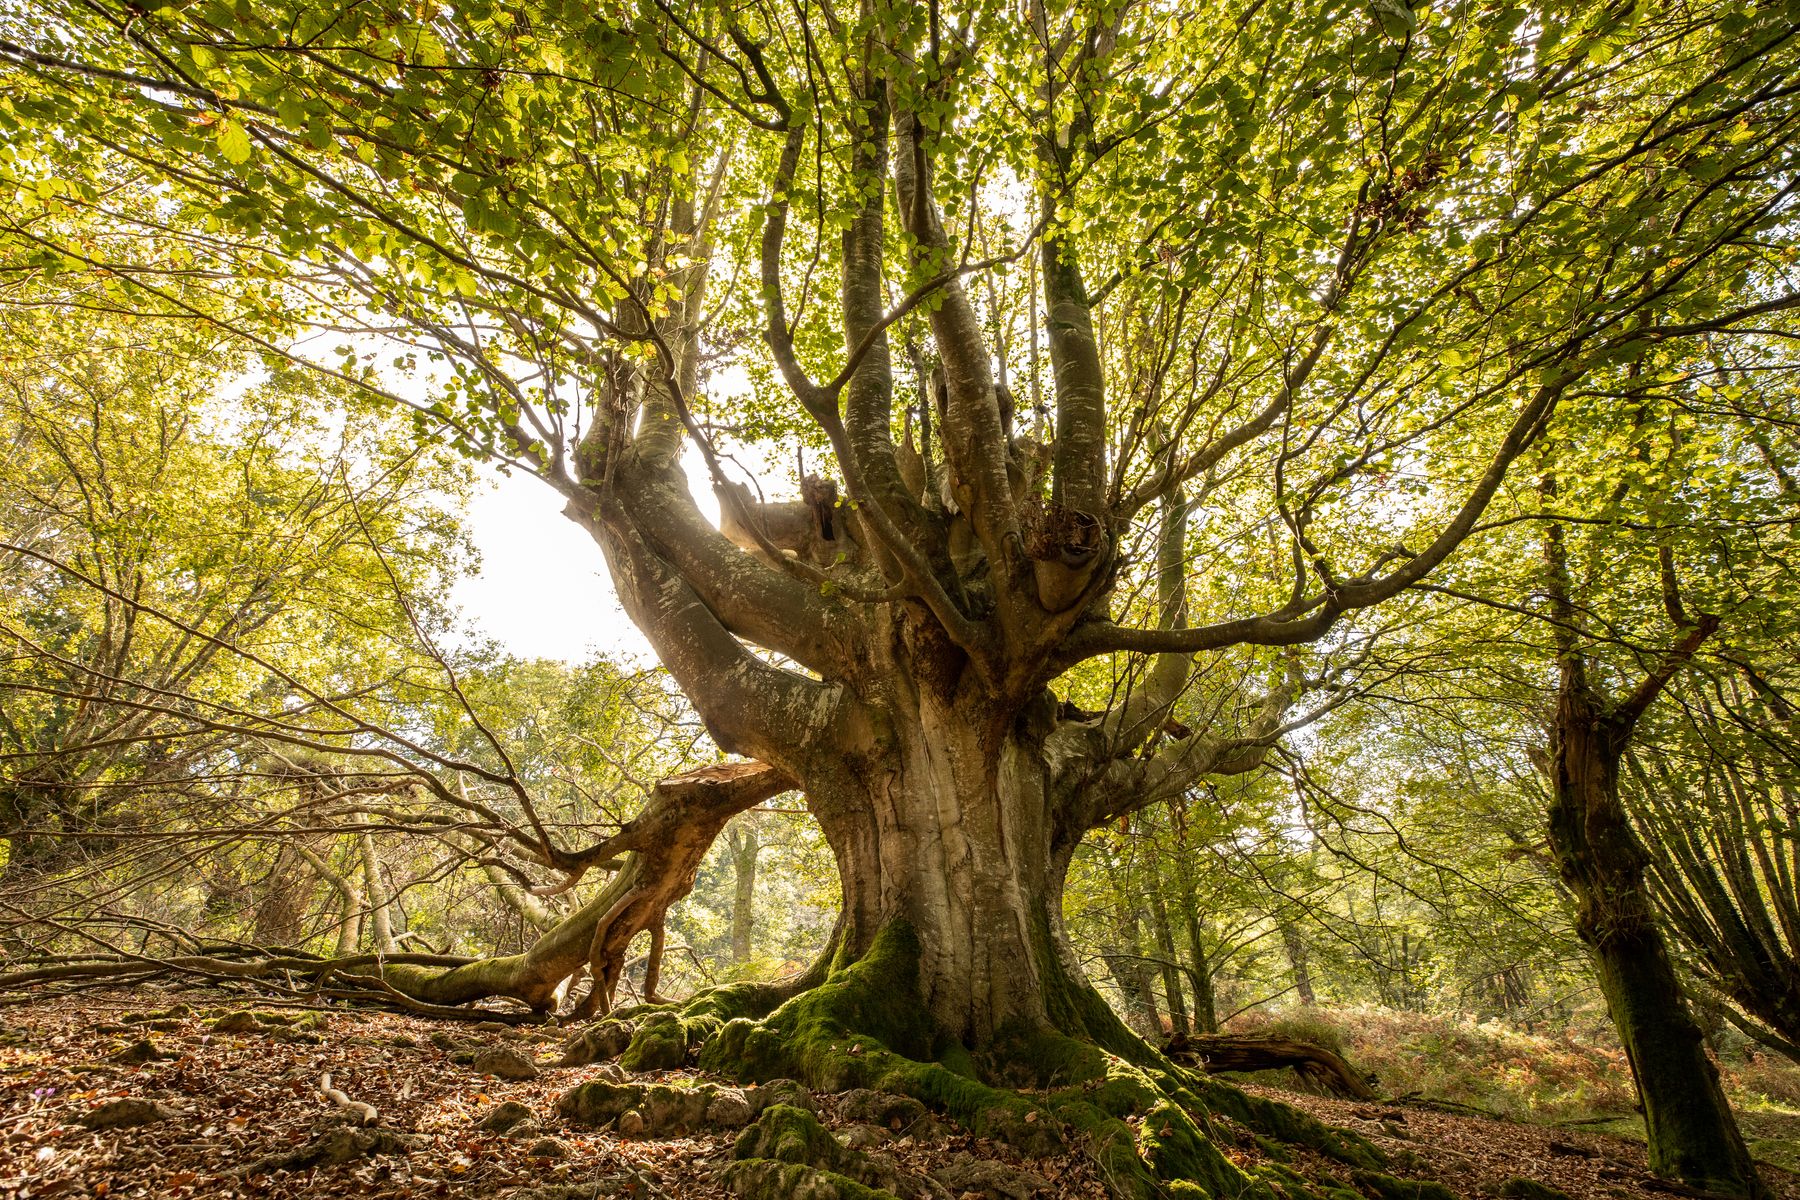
[0,986,1794,1200]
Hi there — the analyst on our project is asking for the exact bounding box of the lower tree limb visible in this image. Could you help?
[0,761,790,1018]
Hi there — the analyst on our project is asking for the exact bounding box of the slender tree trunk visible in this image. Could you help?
[727,819,761,965]
[1149,893,1190,1038]
[295,844,363,957]
[357,824,398,956]
[252,840,316,947]
[1280,918,1316,1007]
[1184,908,1219,1034]
[1102,901,1162,1038]
[1549,678,1764,1197]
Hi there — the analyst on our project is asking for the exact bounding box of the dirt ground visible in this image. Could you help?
[0,985,1791,1200]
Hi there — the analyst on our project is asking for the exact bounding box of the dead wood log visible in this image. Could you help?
[1166,1033,1379,1100]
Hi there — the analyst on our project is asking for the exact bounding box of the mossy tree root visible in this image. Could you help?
[605,922,1405,1200]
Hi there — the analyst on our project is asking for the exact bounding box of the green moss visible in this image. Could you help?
[558,1080,642,1125]
[655,918,1388,1198]
[621,1013,688,1071]
[621,981,788,1071]
[720,1160,901,1200]
[1256,1134,1293,1162]
[1351,1170,1459,1200]
[727,1104,915,1198]
[1186,1071,1384,1170]
[733,1104,850,1168]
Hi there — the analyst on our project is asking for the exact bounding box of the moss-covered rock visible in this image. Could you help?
[727,1104,925,1198]
[749,1078,817,1115]
[557,1078,755,1135]
[557,1018,635,1067]
[721,1160,902,1200]
[838,1089,927,1131]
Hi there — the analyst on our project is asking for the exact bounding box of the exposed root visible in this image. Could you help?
[318,1072,378,1125]
[241,1123,419,1175]
[567,921,1410,1200]
[723,1104,935,1200]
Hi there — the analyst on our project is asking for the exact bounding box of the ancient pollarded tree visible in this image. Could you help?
[4,0,1797,1191]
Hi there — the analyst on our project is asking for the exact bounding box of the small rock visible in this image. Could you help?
[930,1153,1052,1200]
[749,1078,816,1114]
[473,1020,518,1038]
[504,1120,544,1141]
[591,1063,628,1084]
[211,1012,262,1035]
[78,1097,177,1129]
[477,1100,536,1134]
[704,1088,754,1129]
[617,1109,646,1136]
[840,1088,928,1131]
[429,1030,464,1051]
[557,1020,635,1068]
[108,1039,173,1065]
[473,1046,540,1081]
[389,1034,419,1049]
[525,1136,568,1159]
[838,1122,892,1150]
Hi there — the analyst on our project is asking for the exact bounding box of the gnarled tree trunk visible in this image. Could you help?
[1543,514,1763,1198]
[1548,680,1763,1197]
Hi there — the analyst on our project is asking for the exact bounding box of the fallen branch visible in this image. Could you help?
[1167,1034,1379,1100]
[319,1072,378,1125]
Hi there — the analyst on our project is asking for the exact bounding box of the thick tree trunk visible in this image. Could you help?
[801,685,1111,1048]
[1549,688,1764,1198]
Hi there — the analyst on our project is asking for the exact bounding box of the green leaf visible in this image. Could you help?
[215,119,252,164]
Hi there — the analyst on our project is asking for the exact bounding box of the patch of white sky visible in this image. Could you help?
[451,417,753,667]
[235,319,771,666]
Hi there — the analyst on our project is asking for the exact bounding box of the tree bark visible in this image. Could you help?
[1181,895,1220,1035]
[253,840,317,948]
[1149,892,1191,1039]
[802,692,1081,1044]
[1548,661,1764,1196]
[726,817,762,966]
[1166,1034,1377,1100]
[1280,918,1317,1007]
